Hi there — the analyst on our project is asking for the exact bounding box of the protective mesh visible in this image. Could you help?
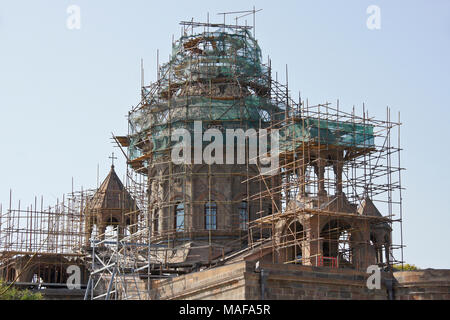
[279,119,375,152]
[127,28,375,164]
[128,28,279,162]
[160,29,268,88]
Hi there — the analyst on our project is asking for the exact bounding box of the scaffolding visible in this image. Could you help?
[116,18,282,255]
[0,170,152,293]
[104,17,404,300]
[2,13,404,300]
[0,189,93,287]
[246,102,404,271]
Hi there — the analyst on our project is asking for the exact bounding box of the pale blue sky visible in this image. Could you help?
[0,1,449,268]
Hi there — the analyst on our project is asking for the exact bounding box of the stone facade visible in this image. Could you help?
[150,261,450,300]
[393,270,450,300]
[150,261,247,300]
[148,162,274,250]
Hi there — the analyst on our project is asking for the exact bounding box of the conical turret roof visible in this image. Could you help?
[89,165,137,212]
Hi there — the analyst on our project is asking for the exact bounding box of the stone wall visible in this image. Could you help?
[150,262,247,300]
[150,261,388,300]
[150,262,450,300]
[245,262,387,300]
[38,288,85,300]
[394,269,450,300]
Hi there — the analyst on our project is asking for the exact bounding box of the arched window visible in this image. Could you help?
[175,203,185,231]
[320,220,352,268]
[205,202,217,230]
[239,201,248,230]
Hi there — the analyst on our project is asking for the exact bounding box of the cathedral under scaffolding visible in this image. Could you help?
[0,14,405,300]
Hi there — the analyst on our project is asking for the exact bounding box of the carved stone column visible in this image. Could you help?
[333,152,344,195]
[314,158,327,197]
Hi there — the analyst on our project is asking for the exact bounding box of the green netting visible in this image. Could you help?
[129,117,375,162]
[127,27,375,164]
[279,119,375,151]
[159,29,268,88]
[130,96,275,132]
[128,95,274,161]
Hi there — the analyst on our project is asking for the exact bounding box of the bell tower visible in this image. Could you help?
[84,162,139,245]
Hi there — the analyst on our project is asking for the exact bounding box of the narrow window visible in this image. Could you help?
[205,202,217,230]
[153,209,159,234]
[175,203,185,231]
[239,201,248,230]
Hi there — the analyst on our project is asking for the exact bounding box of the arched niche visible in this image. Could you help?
[279,219,306,264]
[320,219,355,268]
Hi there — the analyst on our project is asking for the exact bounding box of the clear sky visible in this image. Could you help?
[0,0,449,268]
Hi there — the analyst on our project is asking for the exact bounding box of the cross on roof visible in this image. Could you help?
[109,152,118,167]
